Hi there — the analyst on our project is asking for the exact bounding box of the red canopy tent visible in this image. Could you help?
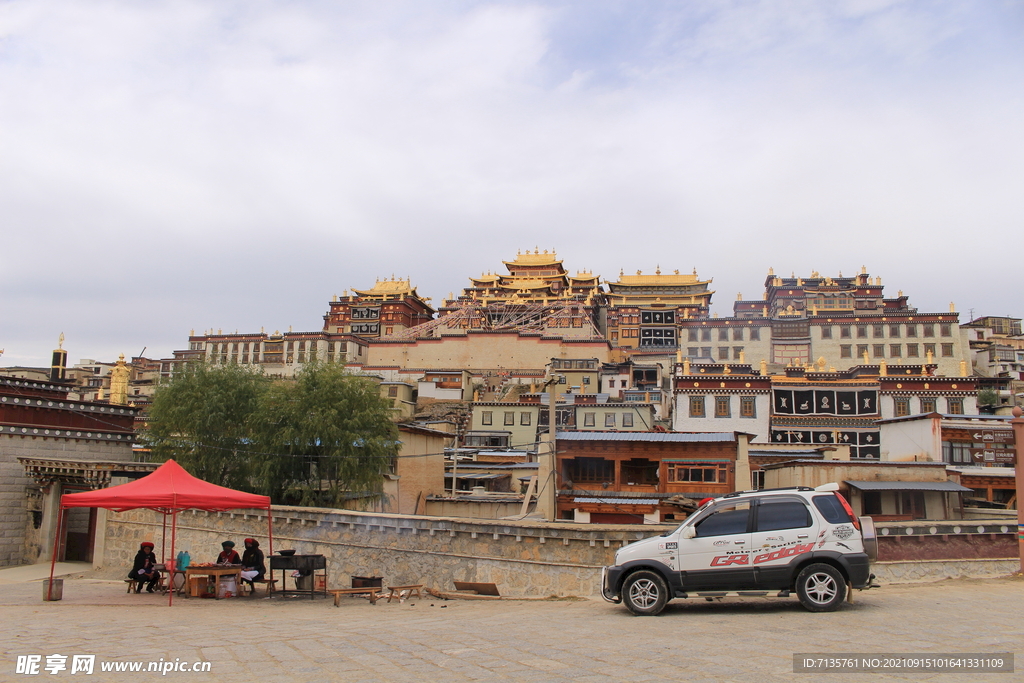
[49,459,272,605]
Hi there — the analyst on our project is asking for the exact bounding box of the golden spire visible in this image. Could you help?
[58,332,65,350]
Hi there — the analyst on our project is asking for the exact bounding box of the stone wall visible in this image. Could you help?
[103,507,655,597]
[876,520,1017,561]
[0,433,133,567]
[101,508,1021,595]
[872,559,1019,584]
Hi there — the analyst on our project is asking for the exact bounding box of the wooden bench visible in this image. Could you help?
[242,578,278,596]
[384,585,423,603]
[328,588,383,606]
[124,576,165,594]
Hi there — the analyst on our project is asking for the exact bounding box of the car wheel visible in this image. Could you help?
[622,570,668,616]
[796,563,846,612]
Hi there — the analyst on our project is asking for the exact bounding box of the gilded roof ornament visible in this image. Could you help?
[58,332,65,349]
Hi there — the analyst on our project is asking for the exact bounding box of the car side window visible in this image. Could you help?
[812,495,847,524]
[694,502,751,537]
[756,500,812,532]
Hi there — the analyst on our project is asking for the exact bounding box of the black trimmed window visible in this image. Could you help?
[689,396,705,418]
[715,396,731,417]
[894,396,910,417]
[740,396,756,418]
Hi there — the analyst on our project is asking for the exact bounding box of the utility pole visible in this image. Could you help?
[536,374,563,521]
[1011,406,1024,574]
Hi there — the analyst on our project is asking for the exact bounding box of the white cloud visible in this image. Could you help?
[1,0,1022,364]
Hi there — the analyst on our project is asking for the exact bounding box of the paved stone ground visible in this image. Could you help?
[1,575,1021,682]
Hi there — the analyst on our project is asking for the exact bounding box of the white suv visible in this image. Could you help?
[602,484,877,616]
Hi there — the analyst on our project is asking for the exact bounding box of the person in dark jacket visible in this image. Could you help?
[128,541,160,593]
[216,540,241,565]
[239,538,266,594]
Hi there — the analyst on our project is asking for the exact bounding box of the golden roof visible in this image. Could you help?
[503,249,563,267]
[608,270,709,287]
[503,279,554,291]
[353,278,416,297]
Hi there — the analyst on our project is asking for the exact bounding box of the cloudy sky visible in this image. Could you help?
[2,0,1022,367]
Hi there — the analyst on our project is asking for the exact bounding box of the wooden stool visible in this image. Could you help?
[384,585,423,603]
[243,578,278,596]
[328,588,381,606]
[125,574,165,593]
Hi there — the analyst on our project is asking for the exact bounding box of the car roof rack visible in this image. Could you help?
[722,486,814,498]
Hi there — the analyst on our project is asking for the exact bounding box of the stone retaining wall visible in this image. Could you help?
[872,559,1020,584]
[102,509,1020,596]
[103,506,656,596]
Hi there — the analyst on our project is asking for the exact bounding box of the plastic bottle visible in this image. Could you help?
[176,550,191,570]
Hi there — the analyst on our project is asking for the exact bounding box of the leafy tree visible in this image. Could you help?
[253,362,399,506]
[145,362,269,491]
[976,388,999,407]
[145,361,399,507]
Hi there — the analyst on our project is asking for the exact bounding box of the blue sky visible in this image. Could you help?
[1,0,1022,366]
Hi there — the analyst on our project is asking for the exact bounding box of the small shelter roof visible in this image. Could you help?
[844,480,972,493]
[60,459,270,513]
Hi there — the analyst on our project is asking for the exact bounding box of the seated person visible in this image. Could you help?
[128,541,160,593]
[239,538,266,593]
[216,540,241,565]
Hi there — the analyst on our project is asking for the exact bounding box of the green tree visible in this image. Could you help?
[977,388,999,407]
[253,362,399,506]
[145,362,270,491]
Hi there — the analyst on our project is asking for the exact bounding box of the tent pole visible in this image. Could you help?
[161,512,167,563]
[46,505,66,601]
[267,506,274,592]
[168,510,177,607]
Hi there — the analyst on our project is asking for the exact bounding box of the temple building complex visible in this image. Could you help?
[163,254,977,416]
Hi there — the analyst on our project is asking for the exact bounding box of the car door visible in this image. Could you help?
[749,496,819,589]
[675,499,753,591]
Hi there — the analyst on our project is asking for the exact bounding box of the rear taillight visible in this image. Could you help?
[834,492,860,530]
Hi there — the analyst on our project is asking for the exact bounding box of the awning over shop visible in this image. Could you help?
[844,480,972,493]
[573,497,660,505]
[444,473,505,480]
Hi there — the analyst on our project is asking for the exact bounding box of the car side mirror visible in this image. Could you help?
[681,526,696,539]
